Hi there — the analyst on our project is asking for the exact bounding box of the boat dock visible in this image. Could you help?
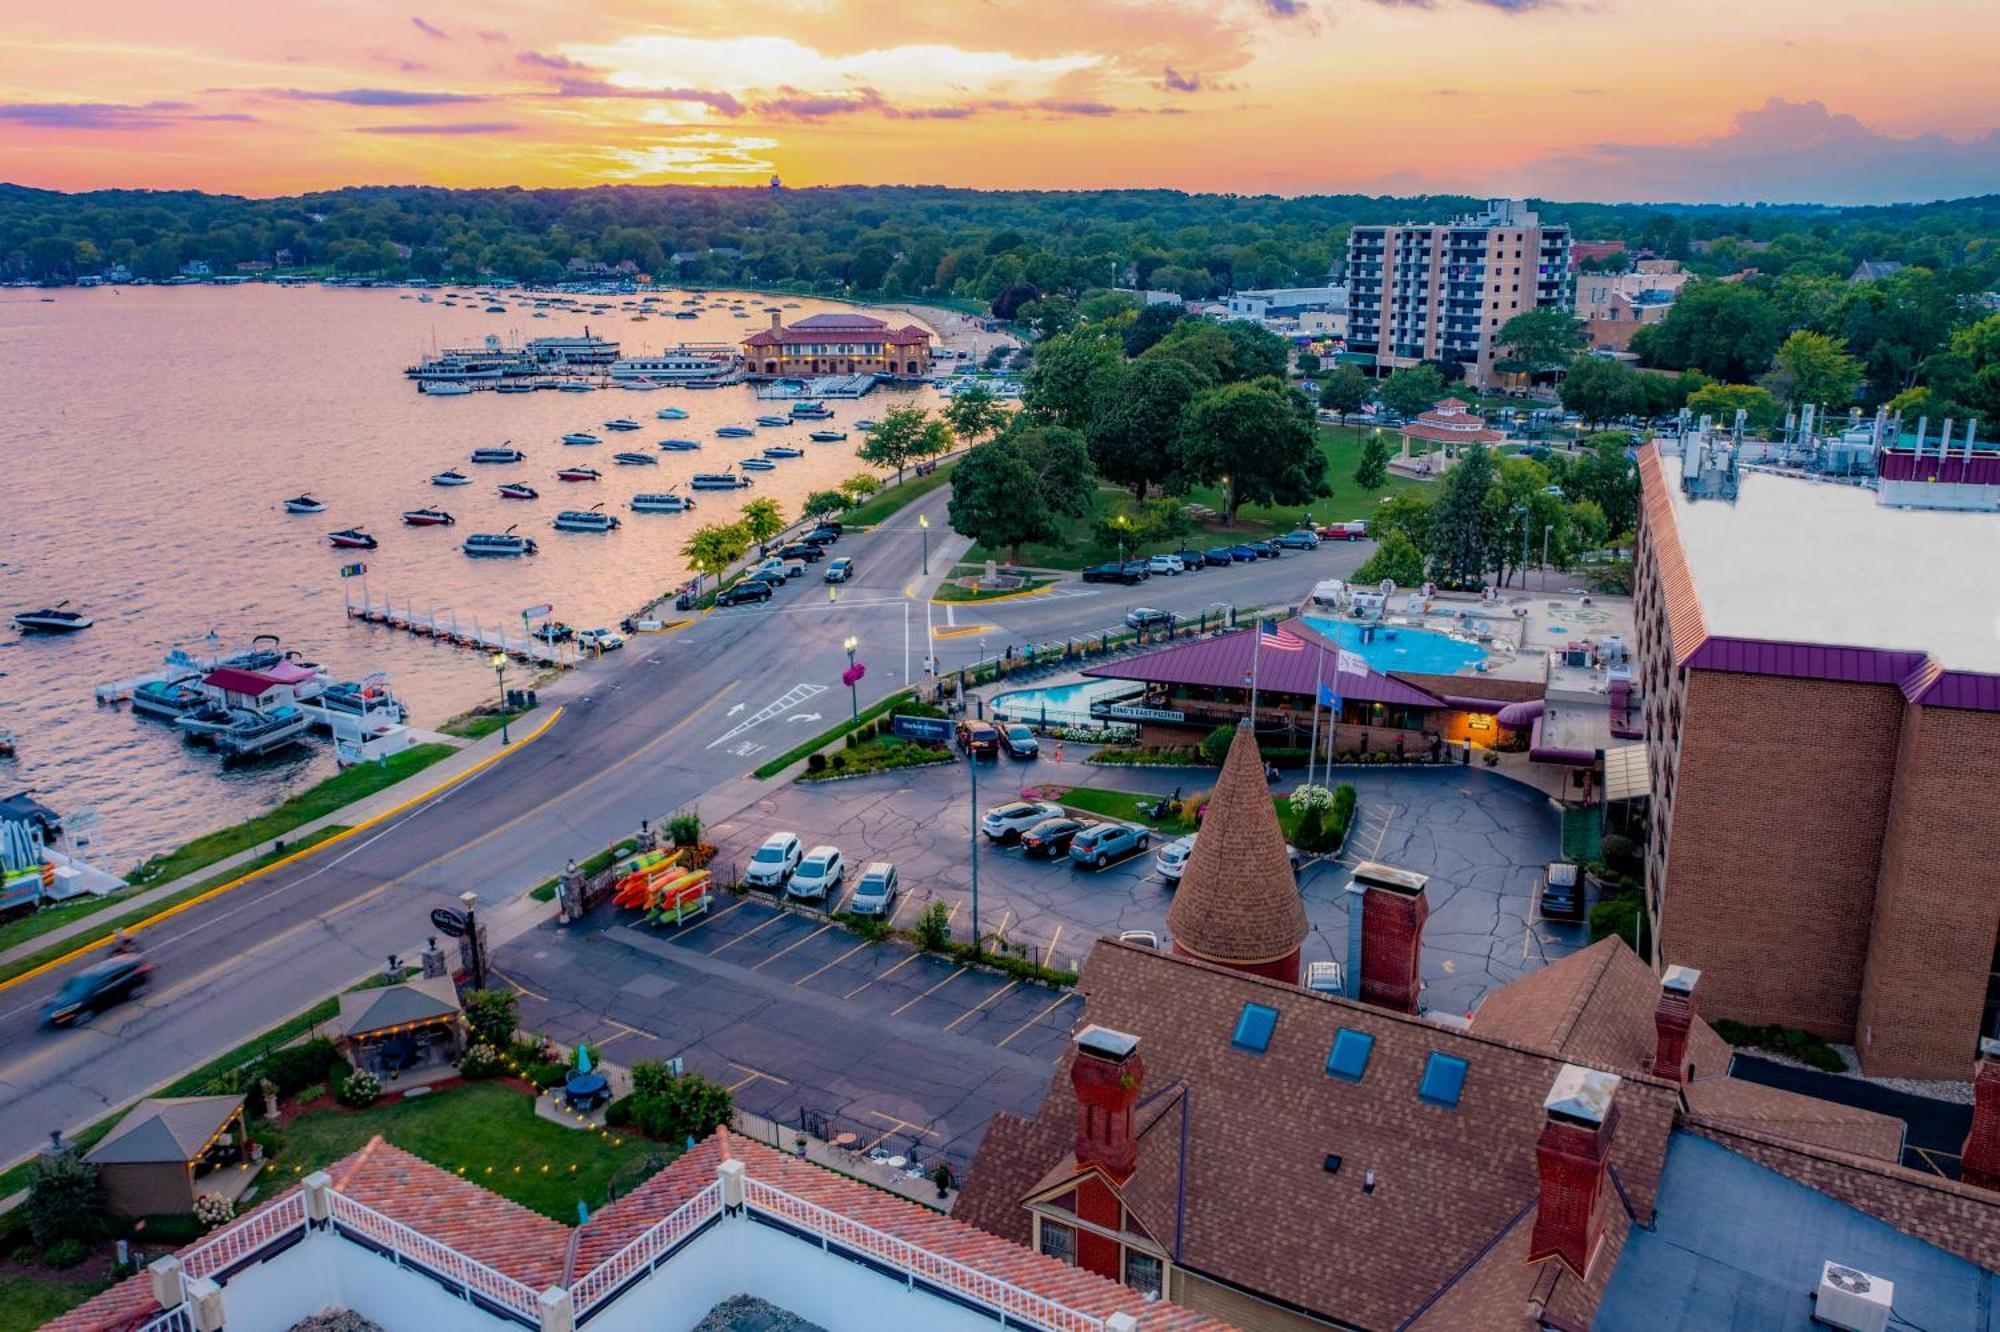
[342,589,576,666]
[753,374,881,400]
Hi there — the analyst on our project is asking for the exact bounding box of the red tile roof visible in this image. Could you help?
[741,323,932,348]
[1167,727,1307,967]
[1636,443,1709,665]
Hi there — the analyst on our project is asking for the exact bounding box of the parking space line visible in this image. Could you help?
[708,910,788,956]
[889,965,969,1016]
[608,1018,661,1041]
[1044,925,1064,968]
[753,922,835,971]
[669,897,749,940]
[795,939,872,986]
[861,1112,941,1155]
[996,991,1077,1048]
[943,979,1020,1032]
[489,968,546,1003]
[944,900,961,926]
[842,950,923,999]
[727,1061,791,1094]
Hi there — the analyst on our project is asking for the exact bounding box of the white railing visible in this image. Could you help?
[134,1306,192,1332]
[741,1177,1106,1332]
[327,1190,544,1318]
[570,1180,722,1315]
[180,1191,308,1281]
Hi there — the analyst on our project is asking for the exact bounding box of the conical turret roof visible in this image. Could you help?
[1166,727,1309,968]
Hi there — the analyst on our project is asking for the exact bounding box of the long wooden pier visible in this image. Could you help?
[342,588,575,666]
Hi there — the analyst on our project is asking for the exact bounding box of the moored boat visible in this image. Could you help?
[471,445,526,463]
[430,468,472,486]
[738,458,777,472]
[715,425,755,438]
[656,406,689,420]
[755,415,792,428]
[130,676,208,720]
[659,439,701,451]
[630,491,695,513]
[283,494,326,514]
[790,401,833,419]
[463,526,539,557]
[762,446,804,459]
[613,451,658,466]
[420,380,474,396]
[498,483,539,500]
[11,601,93,633]
[327,528,377,550]
[603,418,641,431]
[212,705,312,759]
[689,472,751,490]
[556,466,601,482]
[561,432,601,446]
[807,429,847,442]
[401,507,456,526]
[553,504,621,533]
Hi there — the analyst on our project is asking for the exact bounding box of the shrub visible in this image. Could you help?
[459,1042,504,1079]
[836,913,894,943]
[42,1237,88,1269]
[1600,833,1643,881]
[463,988,519,1049]
[1291,802,1327,852]
[192,1194,236,1231]
[26,1148,101,1249]
[807,752,827,773]
[604,1095,634,1128]
[1713,1020,1847,1073]
[630,1060,677,1098]
[336,1067,382,1108]
[667,810,703,847]
[830,753,846,771]
[253,1037,343,1098]
[1588,894,1650,955]
[914,901,953,952]
[528,1061,568,1090]
[626,1073,734,1144]
[1288,783,1334,814]
[1199,725,1236,767]
[1327,784,1357,845]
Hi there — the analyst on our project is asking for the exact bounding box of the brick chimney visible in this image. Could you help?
[1528,1064,1622,1280]
[769,310,783,332]
[1071,1026,1144,1183]
[1961,1039,2000,1191]
[1353,863,1429,1013]
[1651,965,1701,1082]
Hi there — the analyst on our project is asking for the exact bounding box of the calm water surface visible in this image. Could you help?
[0,285,934,864]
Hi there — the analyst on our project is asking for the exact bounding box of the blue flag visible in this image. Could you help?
[1318,682,1340,709]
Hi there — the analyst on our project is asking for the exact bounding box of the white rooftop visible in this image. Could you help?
[1666,455,2000,674]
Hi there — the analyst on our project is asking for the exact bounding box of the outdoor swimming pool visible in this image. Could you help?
[990,679,1142,725]
[1301,617,1489,675]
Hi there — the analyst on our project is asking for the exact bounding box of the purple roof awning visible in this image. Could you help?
[1083,625,1450,709]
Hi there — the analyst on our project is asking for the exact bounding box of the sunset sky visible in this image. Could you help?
[2,0,1995,204]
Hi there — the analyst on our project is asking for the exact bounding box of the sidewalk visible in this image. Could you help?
[0,706,561,972]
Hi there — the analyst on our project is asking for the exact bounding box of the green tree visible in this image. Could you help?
[1494,307,1588,379]
[1685,383,1783,435]
[1123,302,1184,357]
[681,522,751,590]
[942,384,1010,445]
[802,489,848,518]
[1429,444,1498,587]
[739,498,786,550]
[1174,382,1328,524]
[1353,529,1426,586]
[1629,281,1784,381]
[1024,329,1124,432]
[1916,314,2000,423]
[1353,434,1392,489]
[1558,357,1648,426]
[1370,491,1435,554]
[1318,365,1371,416]
[462,988,519,1048]
[1763,331,1865,408]
[1378,365,1447,420]
[1219,320,1292,381]
[1087,356,1208,501]
[1567,435,1641,541]
[837,473,881,499]
[856,405,937,483]
[1141,319,1236,382]
[1199,724,1236,767]
[947,427,1094,562]
[26,1147,101,1249]
[1296,351,1322,376]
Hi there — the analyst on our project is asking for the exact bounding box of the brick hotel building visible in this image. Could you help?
[1633,438,2000,1078]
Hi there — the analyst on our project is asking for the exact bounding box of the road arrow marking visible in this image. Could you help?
[788,712,823,723]
[726,702,746,716]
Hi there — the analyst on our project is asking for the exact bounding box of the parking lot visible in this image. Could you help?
[493,748,1580,1179]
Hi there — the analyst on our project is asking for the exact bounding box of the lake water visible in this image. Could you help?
[0,284,936,866]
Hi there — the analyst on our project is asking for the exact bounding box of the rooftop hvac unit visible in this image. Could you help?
[1814,1261,1893,1332]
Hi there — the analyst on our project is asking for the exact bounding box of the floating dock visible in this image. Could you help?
[342,590,575,666]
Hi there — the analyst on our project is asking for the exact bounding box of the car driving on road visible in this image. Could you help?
[1068,821,1150,869]
[846,862,900,917]
[43,954,152,1027]
[1125,607,1176,632]
[982,800,1061,842]
[786,845,845,902]
[744,832,802,888]
[823,556,854,583]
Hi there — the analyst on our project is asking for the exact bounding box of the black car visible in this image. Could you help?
[777,542,824,562]
[1175,549,1208,570]
[44,955,152,1027]
[1205,546,1239,566]
[802,526,841,546]
[1247,541,1280,559]
[1082,561,1147,586]
[1000,723,1040,759]
[745,568,788,588]
[715,580,774,606]
[1020,816,1085,858]
[1539,861,1585,920]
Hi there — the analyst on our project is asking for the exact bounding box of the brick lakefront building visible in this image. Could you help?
[740,310,934,380]
[1633,437,2000,1078]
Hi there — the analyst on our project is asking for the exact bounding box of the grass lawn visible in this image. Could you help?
[439,707,524,740]
[932,574,1057,602]
[969,426,1424,569]
[840,462,956,528]
[270,1082,661,1220]
[0,1275,110,1332]
[1055,786,1198,834]
[126,743,457,888]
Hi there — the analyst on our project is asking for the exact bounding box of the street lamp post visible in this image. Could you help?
[1541,523,1553,591]
[968,746,982,956]
[843,635,860,722]
[1112,514,1129,567]
[919,513,930,575]
[489,653,510,745]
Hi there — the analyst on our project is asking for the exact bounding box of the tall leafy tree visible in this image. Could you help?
[1173,382,1328,524]
[1629,282,1784,381]
[942,384,1010,445]
[1353,435,1392,489]
[681,523,750,591]
[1122,302,1184,357]
[1685,382,1783,434]
[946,426,1094,562]
[856,406,937,482]
[1353,530,1426,586]
[1378,365,1447,420]
[1086,356,1209,501]
[1558,357,1648,426]
[738,498,786,551]
[1763,331,1865,409]
[1494,308,1588,379]
[1318,365,1371,415]
[1429,444,1498,587]
[1566,435,1641,541]
[1023,329,1124,432]
[1219,320,1292,382]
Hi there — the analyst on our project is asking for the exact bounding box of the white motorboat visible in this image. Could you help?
[283,494,326,515]
[420,380,474,396]
[12,601,93,633]
[562,432,601,446]
[430,468,473,486]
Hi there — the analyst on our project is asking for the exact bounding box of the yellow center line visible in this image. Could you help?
[708,909,788,956]
[996,991,1077,1048]
[753,922,835,971]
[841,950,923,1000]
[943,979,1020,1032]
[795,938,872,987]
[889,964,969,1017]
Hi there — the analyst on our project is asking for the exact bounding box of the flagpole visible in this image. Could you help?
[1307,635,1326,786]
[1248,623,1263,731]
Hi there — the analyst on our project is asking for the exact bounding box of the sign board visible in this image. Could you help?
[1105,705,1186,723]
[429,907,469,938]
[891,714,953,743]
[521,603,553,620]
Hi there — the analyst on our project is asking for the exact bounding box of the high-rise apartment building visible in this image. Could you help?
[1345,199,1572,388]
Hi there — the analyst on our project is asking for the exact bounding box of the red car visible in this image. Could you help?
[1316,521,1369,541]
[956,720,1000,758]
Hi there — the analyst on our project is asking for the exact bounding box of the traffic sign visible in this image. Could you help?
[521,603,553,619]
[892,714,952,743]
[429,907,468,938]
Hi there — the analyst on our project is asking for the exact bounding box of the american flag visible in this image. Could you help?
[1258,618,1305,652]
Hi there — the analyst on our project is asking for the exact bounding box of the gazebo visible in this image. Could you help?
[329,974,466,1082]
[85,1095,258,1216]
[1392,398,1508,476]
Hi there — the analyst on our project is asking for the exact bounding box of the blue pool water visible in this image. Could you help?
[990,679,1140,725]
[1301,617,1488,675]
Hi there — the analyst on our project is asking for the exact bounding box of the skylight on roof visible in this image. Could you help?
[1232,1002,1279,1053]
[1325,1028,1375,1082]
[1419,1052,1469,1107]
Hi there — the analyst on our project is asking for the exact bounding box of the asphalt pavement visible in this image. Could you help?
[0,487,1363,1165]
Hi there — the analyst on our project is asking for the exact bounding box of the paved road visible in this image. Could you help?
[0,490,1365,1164]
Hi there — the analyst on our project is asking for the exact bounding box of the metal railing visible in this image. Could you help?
[134,1307,193,1332]
[741,1177,1105,1332]
[327,1190,544,1318]
[571,1180,722,1315]
[180,1191,308,1281]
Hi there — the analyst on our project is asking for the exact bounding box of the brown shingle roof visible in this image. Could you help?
[1681,1078,1905,1163]
[1165,727,1307,967]
[957,939,1683,1331]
